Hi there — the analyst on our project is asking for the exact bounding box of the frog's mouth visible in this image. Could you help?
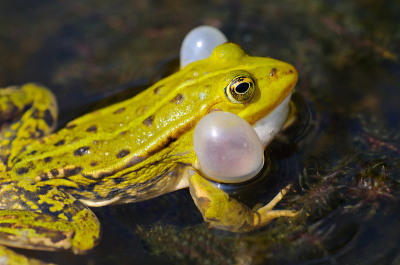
[252,92,292,149]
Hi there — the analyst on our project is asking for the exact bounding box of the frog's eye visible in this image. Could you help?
[193,112,264,183]
[225,76,256,103]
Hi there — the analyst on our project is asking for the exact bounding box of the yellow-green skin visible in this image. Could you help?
[0,43,298,261]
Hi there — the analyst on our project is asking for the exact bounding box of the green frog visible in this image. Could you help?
[0,43,298,261]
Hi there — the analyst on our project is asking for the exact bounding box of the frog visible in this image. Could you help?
[0,42,298,261]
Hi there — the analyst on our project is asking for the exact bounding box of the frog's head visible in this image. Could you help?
[188,42,298,148]
[186,43,298,183]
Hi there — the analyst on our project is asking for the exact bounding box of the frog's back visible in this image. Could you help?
[5,43,296,205]
[7,44,254,186]
[4,58,226,205]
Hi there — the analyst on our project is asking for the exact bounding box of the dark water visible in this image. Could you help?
[1,0,400,264]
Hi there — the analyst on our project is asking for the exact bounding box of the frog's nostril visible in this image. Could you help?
[269,68,277,77]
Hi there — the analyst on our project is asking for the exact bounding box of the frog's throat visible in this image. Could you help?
[253,92,291,149]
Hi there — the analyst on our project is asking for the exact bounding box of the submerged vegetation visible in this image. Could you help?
[136,87,400,264]
[138,148,400,264]
[0,0,399,264]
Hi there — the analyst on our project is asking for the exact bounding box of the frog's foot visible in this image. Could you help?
[0,245,53,265]
[254,184,298,227]
[0,83,57,170]
[0,181,100,255]
[188,171,298,233]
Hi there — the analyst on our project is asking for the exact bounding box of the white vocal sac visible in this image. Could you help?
[180,25,228,68]
[193,112,264,183]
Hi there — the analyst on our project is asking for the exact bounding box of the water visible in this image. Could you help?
[1,0,399,264]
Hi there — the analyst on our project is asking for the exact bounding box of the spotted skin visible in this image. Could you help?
[0,245,51,265]
[0,43,299,261]
[0,84,57,172]
[0,84,100,257]
[0,181,100,253]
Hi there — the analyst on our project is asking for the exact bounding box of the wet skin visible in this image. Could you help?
[0,43,298,258]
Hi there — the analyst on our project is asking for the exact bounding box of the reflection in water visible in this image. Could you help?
[1,0,400,264]
[136,96,400,264]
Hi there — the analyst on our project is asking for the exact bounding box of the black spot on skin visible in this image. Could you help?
[82,173,94,179]
[113,108,125,114]
[66,124,77,129]
[44,157,52,163]
[107,188,122,198]
[0,154,10,168]
[50,169,59,177]
[64,167,83,177]
[27,161,35,169]
[42,109,54,128]
[96,156,146,180]
[282,70,294,75]
[54,140,65,146]
[117,149,130,158]
[38,173,49,181]
[97,172,113,179]
[164,136,178,148]
[16,167,29,175]
[74,146,90,157]
[120,131,126,135]
[143,116,154,126]
[170,94,184,104]
[269,68,277,76]
[29,150,37,155]
[86,125,97,133]
[90,161,98,167]
[113,178,124,184]
[30,126,44,139]
[0,223,16,229]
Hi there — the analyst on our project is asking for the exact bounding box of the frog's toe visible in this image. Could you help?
[189,171,297,233]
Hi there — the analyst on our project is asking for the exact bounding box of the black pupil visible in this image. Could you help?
[235,82,250,93]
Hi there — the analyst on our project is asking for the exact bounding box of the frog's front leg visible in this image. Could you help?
[188,170,298,233]
[0,181,100,255]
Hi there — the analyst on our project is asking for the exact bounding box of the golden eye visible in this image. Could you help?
[225,75,256,103]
